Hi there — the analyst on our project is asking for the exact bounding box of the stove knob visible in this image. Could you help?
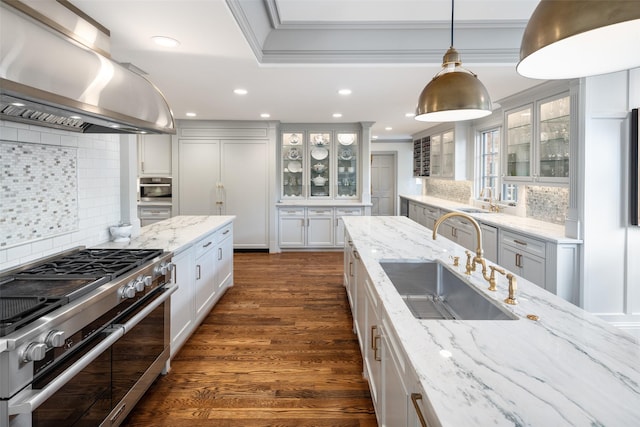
[143,275,153,287]
[155,262,171,276]
[22,342,47,362]
[120,282,136,299]
[134,277,145,292]
[45,330,66,348]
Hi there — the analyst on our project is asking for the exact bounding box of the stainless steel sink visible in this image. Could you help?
[379,261,518,321]
[456,207,491,214]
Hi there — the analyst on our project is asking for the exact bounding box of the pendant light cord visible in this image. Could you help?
[450,0,455,47]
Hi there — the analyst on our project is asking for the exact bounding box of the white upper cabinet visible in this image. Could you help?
[138,134,172,176]
[504,92,571,184]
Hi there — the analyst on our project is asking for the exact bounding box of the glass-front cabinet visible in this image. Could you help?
[539,96,570,178]
[506,106,532,178]
[281,130,359,200]
[504,93,570,183]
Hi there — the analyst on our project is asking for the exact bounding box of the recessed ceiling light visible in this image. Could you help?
[186,112,197,117]
[233,88,248,95]
[405,112,416,118]
[260,113,270,118]
[152,36,180,47]
[333,113,343,118]
[385,126,392,131]
[372,135,379,140]
[338,89,352,96]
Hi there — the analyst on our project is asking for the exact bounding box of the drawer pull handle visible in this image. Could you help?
[223,229,230,235]
[370,325,378,350]
[203,241,213,248]
[411,393,429,427]
[514,239,528,246]
[196,265,201,280]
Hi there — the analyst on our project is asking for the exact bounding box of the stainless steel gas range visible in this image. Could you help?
[0,248,175,427]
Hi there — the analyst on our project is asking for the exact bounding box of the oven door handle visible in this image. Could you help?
[8,327,124,415]
[119,283,177,333]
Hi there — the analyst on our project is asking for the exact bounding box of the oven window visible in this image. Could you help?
[32,332,112,427]
[111,300,166,404]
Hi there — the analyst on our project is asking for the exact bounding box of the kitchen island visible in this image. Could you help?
[343,216,639,426]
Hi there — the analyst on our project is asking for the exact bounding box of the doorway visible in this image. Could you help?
[371,152,397,215]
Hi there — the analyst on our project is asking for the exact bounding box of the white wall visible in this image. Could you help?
[371,140,422,213]
[0,121,123,271]
[580,68,640,339]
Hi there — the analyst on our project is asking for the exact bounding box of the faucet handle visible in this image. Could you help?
[505,273,518,305]
[449,255,460,267]
[488,265,506,291]
[464,251,473,275]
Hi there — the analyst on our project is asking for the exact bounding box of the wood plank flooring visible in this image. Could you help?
[121,252,377,427]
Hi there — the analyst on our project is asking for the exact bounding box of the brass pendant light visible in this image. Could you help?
[517,0,640,79]
[415,0,492,122]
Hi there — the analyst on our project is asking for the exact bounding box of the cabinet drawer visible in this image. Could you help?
[279,207,305,217]
[139,206,171,218]
[195,232,216,258]
[214,223,233,243]
[336,207,363,216]
[424,206,439,217]
[308,208,334,216]
[501,230,546,258]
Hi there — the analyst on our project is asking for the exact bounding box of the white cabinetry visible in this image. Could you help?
[194,232,217,324]
[362,275,382,418]
[278,206,363,249]
[437,215,475,252]
[499,230,546,289]
[170,248,194,358]
[169,222,234,359]
[481,223,498,263]
[138,134,172,175]
[381,316,409,427]
[178,138,268,249]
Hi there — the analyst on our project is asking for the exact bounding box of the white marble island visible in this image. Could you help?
[344,216,639,426]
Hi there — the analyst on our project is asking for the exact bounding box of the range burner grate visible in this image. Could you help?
[0,296,63,336]
[17,249,164,280]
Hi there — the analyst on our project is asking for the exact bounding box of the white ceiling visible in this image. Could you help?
[71,0,546,140]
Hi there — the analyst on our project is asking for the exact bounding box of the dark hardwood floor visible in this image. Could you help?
[121,252,377,427]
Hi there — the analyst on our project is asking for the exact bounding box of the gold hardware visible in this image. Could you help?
[463,251,473,275]
[514,239,528,246]
[450,255,460,267]
[374,335,381,361]
[505,273,518,305]
[488,265,506,291]
[526,314,539,321]
[410,393,429,427]
[433,212,485,277]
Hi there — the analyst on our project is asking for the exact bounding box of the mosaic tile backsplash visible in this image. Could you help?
[423,179,472,204]
[1,142,78,248]
[526,185,569,225]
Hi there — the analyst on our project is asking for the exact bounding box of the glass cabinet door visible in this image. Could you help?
[539,96,570,178]
[506,107,532,177]
[430,134,441,176]
[442,131,454,177]
[309,132,331,198]
[282,132,304,198]
[337,132,358,198]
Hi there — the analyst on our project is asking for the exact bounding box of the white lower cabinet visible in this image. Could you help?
[499,230,546,289]
[362,275,382,418]
[194,232,217,323]
[170,222,234,359]
[381,316,409,427]
[170,248,195,359]
[278,206,363,249]
[481,223,498,263]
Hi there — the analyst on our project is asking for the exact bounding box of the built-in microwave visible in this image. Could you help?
[139,177,172,203]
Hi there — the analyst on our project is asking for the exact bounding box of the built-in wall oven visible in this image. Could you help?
[138,177,172,226]
[0,248,175,427]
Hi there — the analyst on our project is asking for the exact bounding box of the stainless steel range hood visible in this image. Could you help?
[0,1,175,134]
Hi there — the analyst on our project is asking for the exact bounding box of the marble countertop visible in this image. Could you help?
[400,194,581,244]
[99,216,235,254]
[344,216,639,426]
